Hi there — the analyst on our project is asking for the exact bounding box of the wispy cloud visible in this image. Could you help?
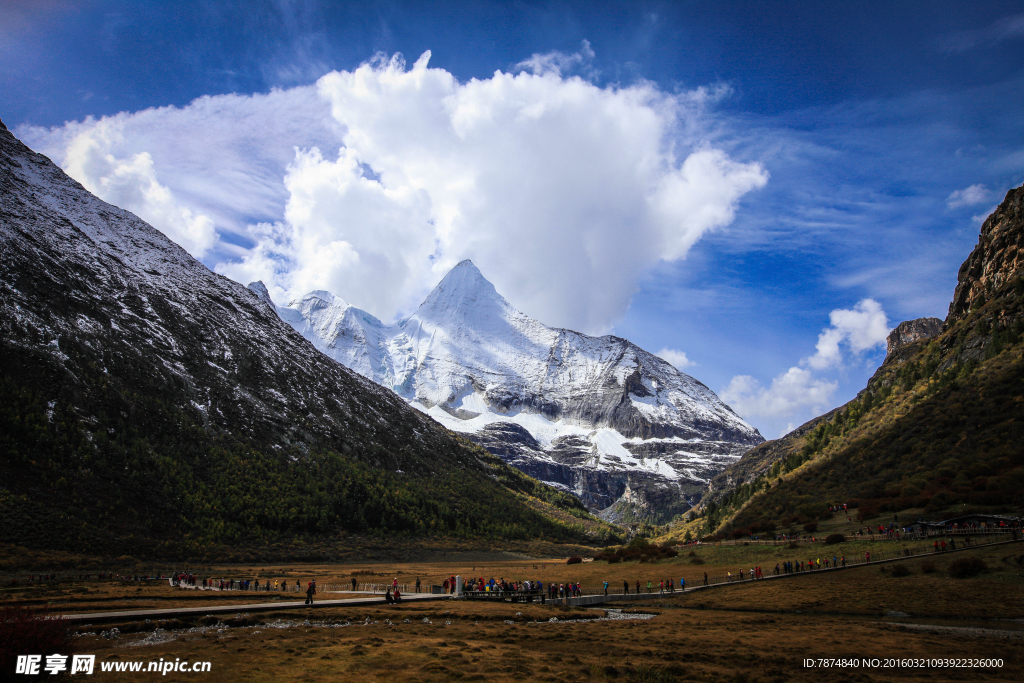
[937,12,1024,54]
[515,39,598,79]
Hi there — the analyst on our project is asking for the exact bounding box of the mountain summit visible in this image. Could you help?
[260,261,764,521]
[417,259,510,321]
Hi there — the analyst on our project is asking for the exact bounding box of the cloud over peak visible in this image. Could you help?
[20,48,768,334]
[225,50,768,331]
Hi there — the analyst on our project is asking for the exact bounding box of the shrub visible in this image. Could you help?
[948,556,986,578]
[824,533,845,545]
[787,541,800,549]
[857,502,879,521]
[0,606,76,677]
[567,556,583,565]
[803,521,818,533]
[890,564,911,577]
[594,542,675,564]
[921,562,936,574]
[689,557,705,565]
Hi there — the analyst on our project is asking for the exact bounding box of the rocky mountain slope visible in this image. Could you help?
[258,262,763,523]
[0,119,614,560]
[680,184,1024,539]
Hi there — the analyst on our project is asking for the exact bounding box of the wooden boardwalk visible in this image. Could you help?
[62,537,1021,622]
[63,592,453,624]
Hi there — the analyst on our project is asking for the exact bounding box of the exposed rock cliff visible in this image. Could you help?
[886,318,943,357]
[949,185,1024,322]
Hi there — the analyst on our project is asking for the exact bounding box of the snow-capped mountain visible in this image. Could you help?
[257,260,764,521]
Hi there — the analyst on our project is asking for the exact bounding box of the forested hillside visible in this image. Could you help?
[680,184,1024,539]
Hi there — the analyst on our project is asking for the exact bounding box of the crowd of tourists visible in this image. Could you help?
[776,556,846,574]
[461,576,544,595]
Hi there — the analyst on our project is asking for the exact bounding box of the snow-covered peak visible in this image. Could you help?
[414,259,515,325]
[269,257,764,519]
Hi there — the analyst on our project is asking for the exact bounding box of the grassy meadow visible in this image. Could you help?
[3,537,1022,682]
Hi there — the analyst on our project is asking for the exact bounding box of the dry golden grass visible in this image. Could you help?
[7,542,1020,682]
[73,595,1023,683]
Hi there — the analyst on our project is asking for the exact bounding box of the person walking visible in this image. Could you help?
[603,581,609,596]
[416,577,421,593]
[703,572,708,586]
[305,581,315,605]
[623,579,629,595]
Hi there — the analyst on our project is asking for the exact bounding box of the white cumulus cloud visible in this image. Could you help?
[20,49,768,334]
[720,367,837,423]
[721,298,889,435]
[656,348,696,370]
[946,183,990,209]
[804,299,889,370]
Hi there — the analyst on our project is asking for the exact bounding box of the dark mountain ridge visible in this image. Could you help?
[0,119,614,561]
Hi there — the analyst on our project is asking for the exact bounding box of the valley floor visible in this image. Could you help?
[4,540,1022,682]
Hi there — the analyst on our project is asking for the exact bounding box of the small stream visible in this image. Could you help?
[75,608,658,647]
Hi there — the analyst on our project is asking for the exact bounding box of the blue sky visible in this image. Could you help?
[3,0,1023,438]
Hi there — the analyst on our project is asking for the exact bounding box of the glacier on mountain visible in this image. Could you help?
[251,260,763,521]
